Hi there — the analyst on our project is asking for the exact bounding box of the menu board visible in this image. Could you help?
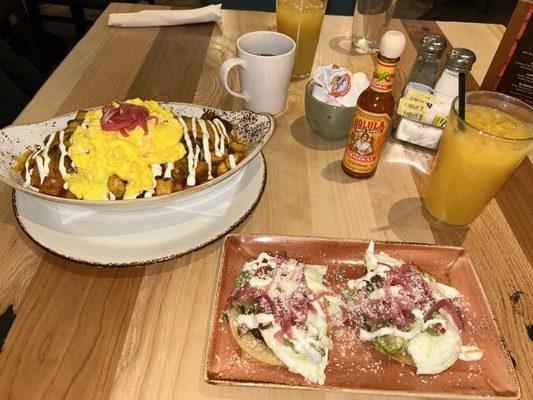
[482,1,533,105]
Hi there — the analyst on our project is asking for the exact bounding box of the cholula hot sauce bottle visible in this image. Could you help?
[342,31,406,178]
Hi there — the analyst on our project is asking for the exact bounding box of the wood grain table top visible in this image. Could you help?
[0,4,531,399]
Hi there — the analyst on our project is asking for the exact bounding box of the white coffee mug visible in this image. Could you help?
[219,31,296,115]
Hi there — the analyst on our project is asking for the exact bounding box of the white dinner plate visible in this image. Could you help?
[13,154,266,267]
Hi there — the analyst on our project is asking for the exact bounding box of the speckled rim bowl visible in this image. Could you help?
[304,81,355,141]
[0,102,274,208]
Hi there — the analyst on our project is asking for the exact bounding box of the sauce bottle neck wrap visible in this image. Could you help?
[369,55,399,93]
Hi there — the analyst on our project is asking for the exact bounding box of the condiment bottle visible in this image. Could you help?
[342,30,406,178]
[434,48,476,97]
[407,34,447,88]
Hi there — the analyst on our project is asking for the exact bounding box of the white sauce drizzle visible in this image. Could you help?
[190,118,201,183]
[178,116,200,186]
[207,120,222,157]
[23,151,35,186]
[144,163,162,198]
[228,154,236,169]
[214,118,229,140]
[164,162,173,179]
[211,120,228,158]
[151,164,162,178]
[198,119,213,180]
[35,132,56,185]
[58,130,68,184]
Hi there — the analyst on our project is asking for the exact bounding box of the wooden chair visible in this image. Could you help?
[0,0,48,71]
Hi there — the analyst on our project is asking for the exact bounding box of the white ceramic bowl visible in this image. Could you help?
[0,102,274,210]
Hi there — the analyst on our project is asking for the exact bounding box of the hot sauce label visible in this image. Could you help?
[369,59,397,93]
[342,107,392,174]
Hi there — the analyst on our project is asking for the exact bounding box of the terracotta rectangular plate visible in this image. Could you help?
[205,234,520,399]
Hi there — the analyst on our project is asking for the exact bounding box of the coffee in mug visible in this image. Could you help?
[219,31,295,114]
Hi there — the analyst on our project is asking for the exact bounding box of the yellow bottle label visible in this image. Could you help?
[369,59,397,93]
[397,86,437,123]
[404,87,435,103]
[342,107,392,174]
[397,98,429,122]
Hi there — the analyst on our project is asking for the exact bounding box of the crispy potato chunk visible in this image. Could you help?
[216,162,229,177]
[40,176,65,197]
[64,113,84,134]
[173,180,184,192]
[30,168,41,188]
[107,174,126,199]
[172,158,188,181]
[13,149,33,173]
[65,190,78,199]
[155,178,173,196]
[201,111,216,121]
[229,141,245,153]
[210,151,226,165]
[195,160,209,182]
[74,110,86,121]
[47,152,62,179]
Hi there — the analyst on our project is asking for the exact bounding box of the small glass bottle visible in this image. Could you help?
[406,34,447,89]
[434,48,477,97]
[342,30,406,178]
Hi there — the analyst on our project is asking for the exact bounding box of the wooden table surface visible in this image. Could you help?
[1,4,531,400]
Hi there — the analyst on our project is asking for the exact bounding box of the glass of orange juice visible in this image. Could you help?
[276,0,327,79]
[423,91,533,231]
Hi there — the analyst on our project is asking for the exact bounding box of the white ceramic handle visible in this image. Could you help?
[219,58,250,102]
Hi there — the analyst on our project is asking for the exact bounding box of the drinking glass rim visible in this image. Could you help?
[451,90,533,142]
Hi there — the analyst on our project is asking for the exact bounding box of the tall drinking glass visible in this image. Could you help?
[351,0,397,54]
[423,91,533,231]
[276,0,327,79]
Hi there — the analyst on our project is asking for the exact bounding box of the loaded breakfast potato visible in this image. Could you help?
[14,99,247,201]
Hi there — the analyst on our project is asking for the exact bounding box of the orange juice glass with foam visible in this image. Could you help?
[276,0,327,78]
[423,91,533,230]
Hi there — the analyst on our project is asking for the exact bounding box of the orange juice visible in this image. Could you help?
[424,103,533,228]
[276,0,327,78]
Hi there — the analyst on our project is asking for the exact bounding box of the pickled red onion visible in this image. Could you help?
[100,102,157,136]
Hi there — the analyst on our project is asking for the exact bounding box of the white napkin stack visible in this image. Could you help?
[108,4,222,28]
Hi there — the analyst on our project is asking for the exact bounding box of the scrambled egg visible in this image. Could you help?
[66,99,186,200]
